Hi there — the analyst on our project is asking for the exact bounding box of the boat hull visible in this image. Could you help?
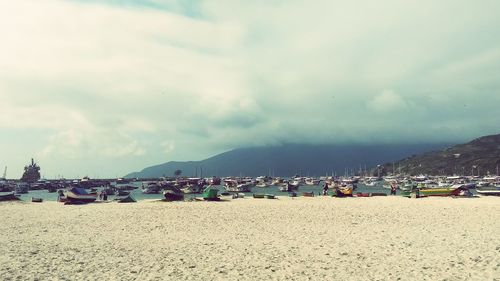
[65,187,97,203]
[476,188,500,196]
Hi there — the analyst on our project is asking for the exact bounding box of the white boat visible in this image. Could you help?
[304,178,320,186]
[476,186,500,196]
[224,179,252,193]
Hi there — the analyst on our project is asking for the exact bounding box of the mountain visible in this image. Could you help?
[125,143,450,178]
[386,134,500,176]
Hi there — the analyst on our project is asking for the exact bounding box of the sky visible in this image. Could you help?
[1,0,500,179]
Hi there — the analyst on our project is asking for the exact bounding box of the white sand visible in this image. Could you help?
[0,196,499,280]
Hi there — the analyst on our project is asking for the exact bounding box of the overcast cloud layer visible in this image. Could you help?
[1,0,500,178]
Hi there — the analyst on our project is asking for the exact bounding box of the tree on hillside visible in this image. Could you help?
[174,169,182,177]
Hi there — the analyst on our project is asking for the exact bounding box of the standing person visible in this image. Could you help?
[322,182,329,195]
[103,192,108,201]
[390,182,397,195]
[99,191,103,201]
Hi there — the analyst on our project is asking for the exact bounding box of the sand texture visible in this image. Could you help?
[0,196,499,280]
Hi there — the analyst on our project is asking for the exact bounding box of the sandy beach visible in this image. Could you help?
[0,196,499,280]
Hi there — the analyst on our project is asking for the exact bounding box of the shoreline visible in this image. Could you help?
[1,196,499,280]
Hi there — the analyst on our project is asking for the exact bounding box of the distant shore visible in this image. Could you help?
[0,196,499,280]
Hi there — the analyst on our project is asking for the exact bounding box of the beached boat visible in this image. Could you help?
[163,186,184,201]
[31,197,43,203]
[302,192,315,197]
[202,186,220,201]
[253,193,265,199]
[401,184,469,197]
[65,187,97,204]
[265,194,276,199]
[114,195,136,203]
[476,186,500,196]
[333,186,353,197]
[0,192,20,201]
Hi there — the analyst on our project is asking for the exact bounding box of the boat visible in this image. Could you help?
[65,187,98,204]
[114,195,136,203]
[219,192,236,201]
[279,181,299,192]
[20,159,41,183]
[141,182,161,194]
[355,192,387,197]
[476,186,500,196]
[15,182,29,194]
[163,186,184,201]
[115,190,130,196]
[304,178,320,186]
[253,193,265,199]
[0,192,20,201]
[202,186,220,201]
[301,192,315,197]
[31,197,43,203]
[223,179,253,193]
[401,184,469,197]
[333,186,353,197]
[265,194,276,199]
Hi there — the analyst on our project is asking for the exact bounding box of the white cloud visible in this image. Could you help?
[1,0,500,177]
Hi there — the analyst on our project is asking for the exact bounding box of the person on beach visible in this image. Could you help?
[390,183,397,195]
[323,182,329,195]
[99,191,103,201]
[103,192,108,201]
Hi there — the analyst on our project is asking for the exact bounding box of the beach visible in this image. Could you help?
[0,196,499,280]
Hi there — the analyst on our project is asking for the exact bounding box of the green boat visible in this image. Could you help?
[253,193,265,199]
[202,187,220,201]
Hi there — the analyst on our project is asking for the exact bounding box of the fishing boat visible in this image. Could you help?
[253,193,265,199]
[65,187,97,204]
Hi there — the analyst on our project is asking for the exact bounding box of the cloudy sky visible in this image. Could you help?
[1,0,500,178]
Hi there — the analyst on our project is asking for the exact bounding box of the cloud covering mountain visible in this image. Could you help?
[1,0,499,178]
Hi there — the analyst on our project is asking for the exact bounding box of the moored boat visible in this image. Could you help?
[141,182,161,194]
